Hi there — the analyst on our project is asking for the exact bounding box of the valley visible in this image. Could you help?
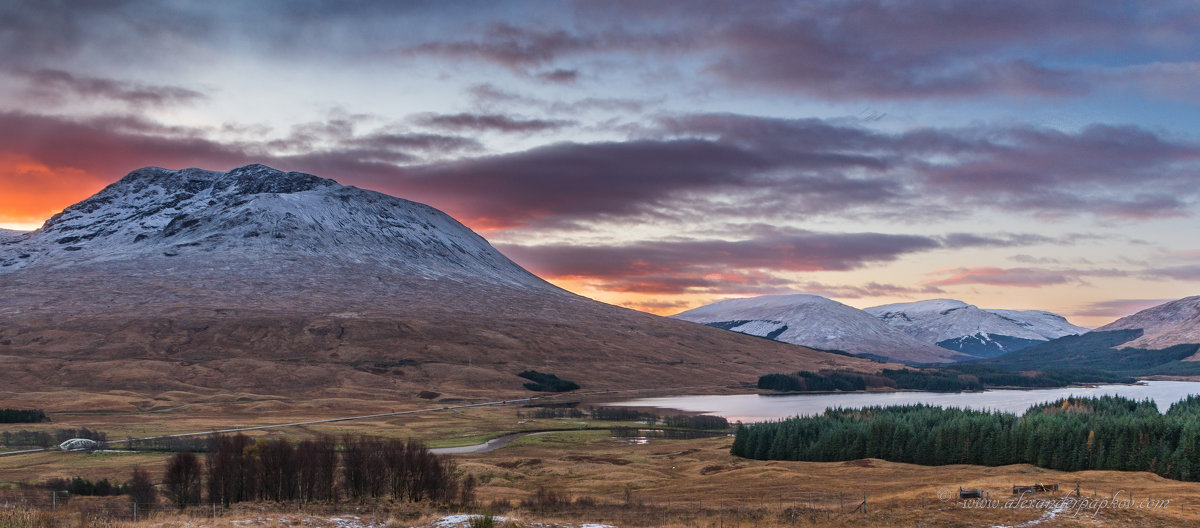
[5,396,1200,527]
[4,165,1200,528]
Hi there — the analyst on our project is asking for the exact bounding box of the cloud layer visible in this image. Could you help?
[3,1,1199,322]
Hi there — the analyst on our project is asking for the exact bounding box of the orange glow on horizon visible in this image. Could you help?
[0,153,107,230]
[0,159,1152,328]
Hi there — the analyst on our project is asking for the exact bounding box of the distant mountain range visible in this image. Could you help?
[673,294,968,364]
[865,299,1087,358]
[0,164,878,401]
[986,296,1200,375]
[1093,296,1200,350]
[675,294,1087,363]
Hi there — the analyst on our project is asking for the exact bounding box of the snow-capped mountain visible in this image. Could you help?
[1094,295,1200,350]
[673,294,966,364]
[0,164,879,398]
[865,299,1086,358]
[0,164,542,287]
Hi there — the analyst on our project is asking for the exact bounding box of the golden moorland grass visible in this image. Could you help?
[4,400,1200,527]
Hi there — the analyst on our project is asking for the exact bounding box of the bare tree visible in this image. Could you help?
[164,452,202,510]
[206,434,257,506]
[127,467,157,511]
[296,436,337,503]
[459,473,477,506]
[259,438,297,501]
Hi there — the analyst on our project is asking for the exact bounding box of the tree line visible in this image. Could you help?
[161,434,472,509]
[518,405,729,430]
[41,476,126,496]
[731,395,1200,482]
[518,370,580,392]
[0,409,49,423]
[0,428,107,448]
[757,366,1134,393]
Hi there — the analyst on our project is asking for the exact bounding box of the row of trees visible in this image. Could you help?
[732,395,1200,482]
[0,409,49,423]
[516,406,729,430]
[518,370,580,392]
[757,367,1135,394]
[161,434,471,509]
[0,428,106,448]
[42,477,127,496]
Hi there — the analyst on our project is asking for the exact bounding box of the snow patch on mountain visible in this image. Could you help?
[987,309,1088,340]
[1095,295,1200,350]
[674,294,964,364]
[866,299,1085,344]
[0,164,548,289]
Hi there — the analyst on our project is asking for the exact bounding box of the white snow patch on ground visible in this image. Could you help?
[429,515,616,528]
[989,503,1066,528]
[226,517,383,528]
[726,320,785,337]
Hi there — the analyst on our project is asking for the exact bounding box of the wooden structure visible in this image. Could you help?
[1012,483,1059,494]
[959,487,986,499]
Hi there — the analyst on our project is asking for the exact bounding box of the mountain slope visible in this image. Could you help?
[865,299,1085,358]
[984,329,1200,375]
[0,165,881,405]
[1093,296,1200,350]
[984,296,1200,375]
[672,294,965,364]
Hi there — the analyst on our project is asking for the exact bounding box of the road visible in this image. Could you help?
[0,397,541,458]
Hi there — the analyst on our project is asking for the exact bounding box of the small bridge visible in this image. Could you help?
[58,438,101,451]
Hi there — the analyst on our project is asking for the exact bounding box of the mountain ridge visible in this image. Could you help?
[864,298,1085,358]
[0,164,882,403]
[673,293,965,364]
[1093,295,1200,351]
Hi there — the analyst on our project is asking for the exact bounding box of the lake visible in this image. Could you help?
[609,380,1200,422]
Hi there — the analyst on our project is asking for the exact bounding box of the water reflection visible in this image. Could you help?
[609,381,1200,423]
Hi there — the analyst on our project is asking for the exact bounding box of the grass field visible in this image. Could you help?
[4,396,1200,527]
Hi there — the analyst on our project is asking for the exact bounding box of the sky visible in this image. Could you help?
[2,0,1199,326]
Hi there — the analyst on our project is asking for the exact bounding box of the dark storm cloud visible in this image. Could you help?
[7,109,1199,231]
[413,112,575,134]
[937,233,1103,249]
[536,69,579,84]
[15,69,206,108]
[265,116,483,162]
[1074,299,1174,318]
[467,83,649,115]
[793,281,945,300]
[918,124,1200,217]
[701,3,1093,99]
[0,112,253,177]
[499,230,942,278]
[396,113,1200,228]
[6,1,1197,103]
[494,230,941,296]
[1143,265,1200,281]
[402,1,1200,100]
[404,21,691,70]
[925,267,1128,288]
[392,135,901,229]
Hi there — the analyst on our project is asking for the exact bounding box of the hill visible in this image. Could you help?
[673,294,964,364]
[865,299,1085,358]
[1093,295,1200,351]
[0,165,881,406]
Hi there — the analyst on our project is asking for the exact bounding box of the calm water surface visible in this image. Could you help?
[610,381,1200,422]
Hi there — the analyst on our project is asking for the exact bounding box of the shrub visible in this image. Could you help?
[517,370,579,392]
[164,452,203,509]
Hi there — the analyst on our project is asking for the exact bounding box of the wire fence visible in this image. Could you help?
[0,489,879,526]
[2,486,1189,526]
